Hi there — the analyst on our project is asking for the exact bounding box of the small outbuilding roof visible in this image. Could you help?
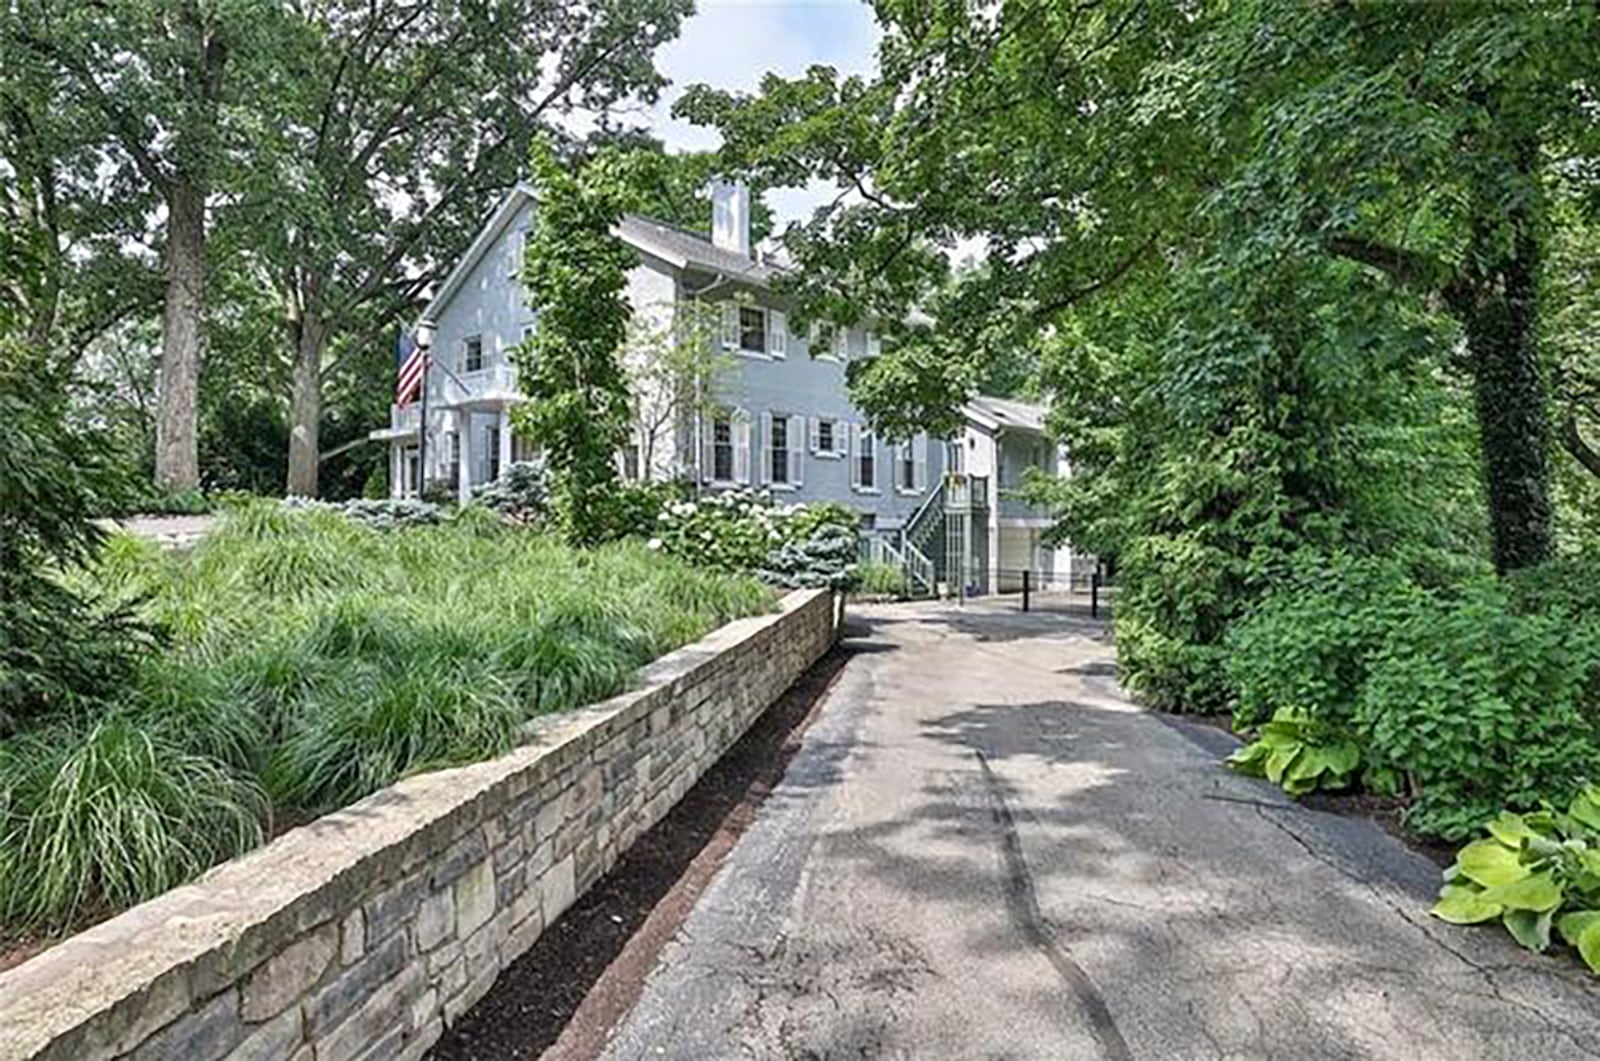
[963,395,1048,434]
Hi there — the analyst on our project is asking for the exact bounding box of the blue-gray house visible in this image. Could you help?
[371,183,1085,594]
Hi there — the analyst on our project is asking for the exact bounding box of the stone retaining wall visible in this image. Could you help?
[0,588,837,1061]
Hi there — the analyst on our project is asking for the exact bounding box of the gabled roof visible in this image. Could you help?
[419,184,778,326]
[963,395,1048,434]
[616,214,778,284]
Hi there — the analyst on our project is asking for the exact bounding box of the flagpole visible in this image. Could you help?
[418,353,429,499]
[413,319,436,500]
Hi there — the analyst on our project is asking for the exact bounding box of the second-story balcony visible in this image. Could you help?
[372,401,421,441]
[438,363,521,410]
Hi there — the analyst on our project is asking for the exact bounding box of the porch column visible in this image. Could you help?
[498,409,512,475]
[458,413,473,504]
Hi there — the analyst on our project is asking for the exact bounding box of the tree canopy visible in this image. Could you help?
[676,0,1599,705]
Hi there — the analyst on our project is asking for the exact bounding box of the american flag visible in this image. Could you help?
[395,329,426,405]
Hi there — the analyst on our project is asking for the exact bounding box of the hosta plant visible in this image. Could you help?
[1226,707,1363,796]
[1431,785,1600,974]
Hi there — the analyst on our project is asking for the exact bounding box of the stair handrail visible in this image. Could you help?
[900,475,947,552]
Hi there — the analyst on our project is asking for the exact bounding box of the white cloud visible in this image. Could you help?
[639,0,882,229]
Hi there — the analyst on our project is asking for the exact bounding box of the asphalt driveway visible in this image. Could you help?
[598,597,1600,1060]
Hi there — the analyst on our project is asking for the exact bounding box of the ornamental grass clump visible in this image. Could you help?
[0,501,772,932]
[0,718,268,928]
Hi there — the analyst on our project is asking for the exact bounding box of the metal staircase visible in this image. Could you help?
[861,473,989,599]
[894,477,946,597]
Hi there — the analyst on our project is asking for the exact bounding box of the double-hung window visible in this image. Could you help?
[812,417,839,457]
[770,415,790,485]
[712,415,735,482]
[739,306,766,354]
[900,442,916,492]
[854,425,877,490]
[464,335,484,373]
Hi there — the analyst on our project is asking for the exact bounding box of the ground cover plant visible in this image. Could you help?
[0,502,771,933]
[1433,786,1600,974]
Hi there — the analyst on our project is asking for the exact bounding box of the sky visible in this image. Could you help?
[639,0,883,230]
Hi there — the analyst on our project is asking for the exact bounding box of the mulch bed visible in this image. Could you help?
[429,643,854,1061]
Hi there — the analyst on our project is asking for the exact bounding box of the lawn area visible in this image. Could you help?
[0,503,773,937]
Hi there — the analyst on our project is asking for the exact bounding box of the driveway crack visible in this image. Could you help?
[1253,803,1600,1057]
[974,749,1134,1061]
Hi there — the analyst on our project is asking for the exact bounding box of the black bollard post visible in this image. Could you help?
[1091,571,1100,618]
[1022,569,1031,612]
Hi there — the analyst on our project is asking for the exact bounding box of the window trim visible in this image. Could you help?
[898,440,918,494]
[463,334,485,374]
[812,323,846,363]
[852,423,879,493]
[710,414,736,484]
[737,304,768,357]
[812,416,844,459]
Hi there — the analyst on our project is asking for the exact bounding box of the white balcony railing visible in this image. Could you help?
[440,363,519,407]
[389,403,421,433]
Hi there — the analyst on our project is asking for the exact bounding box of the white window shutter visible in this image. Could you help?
[808,415,821,454]
[770,311,787,358]
[866,332,882,358]
[915,434,928,491]
[734,411,751,483]
[700,416,716,483]
[836,329,849,361]
[720,302,738,350]
[759,412,773,484]
[789,415,804,485]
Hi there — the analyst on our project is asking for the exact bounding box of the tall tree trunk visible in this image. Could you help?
[286,313,326,497]
[154,179,204,490]
[1459,141,1553,574]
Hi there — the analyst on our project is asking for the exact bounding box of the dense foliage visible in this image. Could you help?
[0,234,151,737]
[1228,553,1600,838]
[514,141,638,544]
[0,504,771,930]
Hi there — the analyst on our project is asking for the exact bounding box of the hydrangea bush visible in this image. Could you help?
[646,489,860,589]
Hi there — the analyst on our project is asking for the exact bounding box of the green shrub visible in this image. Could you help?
[649,490,787,571]
[761,523,860,590]
[1356,582,1600,839]
[1,350,149,736]
[1226,552,1420,729]
[281,496,444,531]
[1433,785,1600,974]
[648,489,859,587]
[1113,527,1248,714]
[606,479,682,540]
[474,461,549,525]
[0,717,267,929]
[114,484,212,517]
[857,561,909,598]
[1227,550,1600,839]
